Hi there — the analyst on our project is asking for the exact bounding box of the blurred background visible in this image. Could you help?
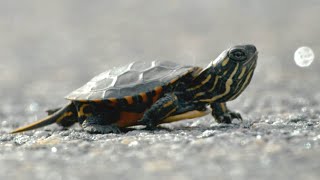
[1,1,320,180]
[1,0,319,102]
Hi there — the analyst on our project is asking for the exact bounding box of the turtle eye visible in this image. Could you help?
[229,49,247,61]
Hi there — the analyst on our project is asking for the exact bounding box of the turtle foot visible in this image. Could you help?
[214,111,242,124]
[82,120,121,134]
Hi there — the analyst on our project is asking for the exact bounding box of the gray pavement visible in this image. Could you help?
[1,1,320,180]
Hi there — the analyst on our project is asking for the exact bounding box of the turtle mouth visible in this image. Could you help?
[242,53,258,76]
[243,51,258,66]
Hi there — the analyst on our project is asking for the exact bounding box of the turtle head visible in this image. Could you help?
[208,44,258,101]
[212,44,258,74]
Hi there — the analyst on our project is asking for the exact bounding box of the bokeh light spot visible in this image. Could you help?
[294,46,314,67]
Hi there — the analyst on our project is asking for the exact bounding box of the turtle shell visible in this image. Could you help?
[65,61,195,100]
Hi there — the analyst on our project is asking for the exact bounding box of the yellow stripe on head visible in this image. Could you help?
[229,69,254,100]
[222,58,229,66]
[238,67,247,79]
[200,63,239,103]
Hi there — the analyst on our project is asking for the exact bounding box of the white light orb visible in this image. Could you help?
[294,46,314,67]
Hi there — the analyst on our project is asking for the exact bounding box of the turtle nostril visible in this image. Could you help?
[245,44,257,53]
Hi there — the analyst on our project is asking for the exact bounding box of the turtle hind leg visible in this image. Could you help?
[139,93,179,129]
[46,107,62,115]
[46,107,78,127]
[11,102,77,133]
[57,117,78,127]
[81,116,121,134]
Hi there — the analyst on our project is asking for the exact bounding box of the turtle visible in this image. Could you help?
[11,44,258,134]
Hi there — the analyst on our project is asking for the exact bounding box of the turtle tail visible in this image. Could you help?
[11,102,77,133]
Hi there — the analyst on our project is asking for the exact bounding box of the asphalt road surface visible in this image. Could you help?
[1,1,320,180]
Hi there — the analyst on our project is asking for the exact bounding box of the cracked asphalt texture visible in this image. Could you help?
[1,1,320,180]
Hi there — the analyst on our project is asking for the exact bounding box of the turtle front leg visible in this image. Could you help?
[210,102,242,124]
[139,93,179,129]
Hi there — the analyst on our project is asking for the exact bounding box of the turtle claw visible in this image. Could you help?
[83,124,121,134]
[82,120,121,134]
[214,111,242,124]
[230,111,242,121]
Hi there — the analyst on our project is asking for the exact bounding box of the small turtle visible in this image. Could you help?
[12,44,258,134]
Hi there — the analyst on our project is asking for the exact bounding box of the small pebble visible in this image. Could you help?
[304,142,312,149]
[197,130,216,138]
[51,147,58,153]
[34,131,50,138]
[256,135,262,139]
[128,141,139,147]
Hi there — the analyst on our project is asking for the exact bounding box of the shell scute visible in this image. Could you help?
[114,71,141,88]
[130,61,150,71]
[143,66,172,82]
[65,61,194,100]
[94,78,114,90]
